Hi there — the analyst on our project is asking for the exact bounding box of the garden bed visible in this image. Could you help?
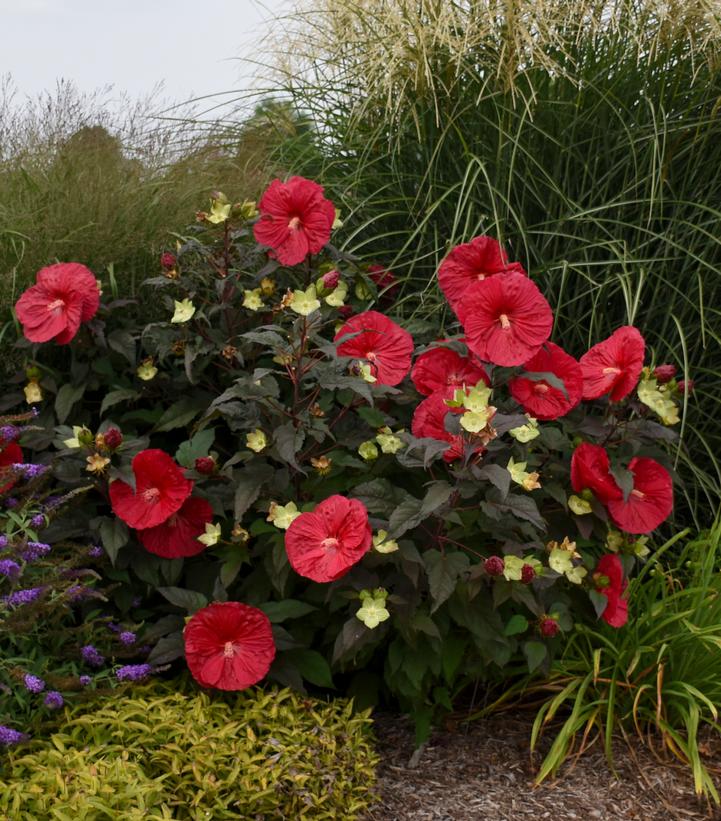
[368,712,720,821]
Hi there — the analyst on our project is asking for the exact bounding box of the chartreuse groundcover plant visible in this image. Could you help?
[4,175,685,751]
[0,682,376,820]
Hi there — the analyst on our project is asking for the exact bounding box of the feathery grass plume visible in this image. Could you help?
[256,0,721,526]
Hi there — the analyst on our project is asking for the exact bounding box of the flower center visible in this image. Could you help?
[534,383,550,393]
[47,298,65,312]
[602,367,621,375]
[223,641,236,659]
[321,537,340,552]
[366,351,377,361]
[476,273,486,281]
[631,488,645,499]
[142,487,160,503]
[499,313,511,329]
[288,216,302,231]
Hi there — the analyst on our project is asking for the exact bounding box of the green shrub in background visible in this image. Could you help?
[261,0,721,525]
[0,684,377,820]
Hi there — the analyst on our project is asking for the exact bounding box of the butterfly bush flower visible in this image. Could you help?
[23,674,45,693]
[118,631,136,646]
[0,726,27,746]
[0,559,21,580]
[79,675,92,687]
[22,542,51,562]
[0,425,20,441]
[116,664,153,682]
[43,691,64,709]
[4,586,44,607]
[81,645,105,668]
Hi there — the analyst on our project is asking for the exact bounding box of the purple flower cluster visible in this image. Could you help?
[118,630,136,646]
[23,674,45,693]
[81,645,105,668]
[4,497,18,509]
[30,514,45,528]
[88,544,104,558]
[0,559,21,580]
[43,691,64,709]
[0,725,27,746]
[22,541,51,562]
[79,675,92,687]
[14,463,48,479]
[116,664,152,682]
[0,534,8,548]
[0,425,20,441]
[3,586,44,607]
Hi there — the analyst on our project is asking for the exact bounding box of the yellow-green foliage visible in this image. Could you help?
[0,684,377,820]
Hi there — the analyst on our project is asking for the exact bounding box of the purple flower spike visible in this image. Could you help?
[0,725,27,746]
[0,559,21,580]
[0,425,20,441]
[22,542,51,562]
[116,664,152,682]
[81,645,105,668]
[3,586,44,607]
[44,691,64,709]
[79,675,92,687]
[23,674,45,693]
[118,631,136,646]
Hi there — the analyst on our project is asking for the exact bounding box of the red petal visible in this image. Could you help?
[137,496,214,558]
[509,342,583,420]
[607,457,673,534]
[580,326,645,401]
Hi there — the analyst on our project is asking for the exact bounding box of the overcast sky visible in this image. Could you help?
[1,0,290,105]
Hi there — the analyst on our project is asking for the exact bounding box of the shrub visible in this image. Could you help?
[6,180,685,739]
[474,524,721,802]
[262,0,721,523]
[0,684,377,820]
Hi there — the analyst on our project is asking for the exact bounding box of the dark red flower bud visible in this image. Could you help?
[653,364,677,384]
[103,427,123,450]
[160,252,177,269]
[322,270,340,289]
[539,617,559,638]
[194,456,216,475]
[678,379,694,394]
[337,305,354,319]
[484,556,505,576]
[521,564,536,584]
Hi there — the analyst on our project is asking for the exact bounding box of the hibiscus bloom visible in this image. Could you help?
[411,345,489,396]
[438,235,526,312]
[593,554,628,628]
[184,601,276,690]
[607,456,673,534]
[284,495,372,583]
[0,438,22,495]
[459,273,553,367]
[253,176,335,266]
[368,264,400,303]
[509,342,583,420]
[15,263,100,344]
[580,326,645,401]
[334,310,414,386]
[109,449,193,529]
[411,391,469,463]
[570,443,622,504]
[137,496,214,558]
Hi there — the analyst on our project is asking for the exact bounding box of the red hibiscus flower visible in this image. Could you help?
[137,496,214,558]
[458,273,553,367]
[253,176,335,266]
[411,345,489,397]
[438,235,526,312]
[607,456,673,534]
[0,439,22,495]
[570,443,623,504]
[109,449,193,530]
[184,601,276,690]
[593,554,628,628]
[411,391,469,463]
[285,495,372,583]
[334,310,414,386]
[580,326,645,401]
[15,263,100,344]
[509,342,583,420]
[368,264,400,303]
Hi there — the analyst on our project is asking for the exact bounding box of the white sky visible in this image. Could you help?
[1,0,291,104]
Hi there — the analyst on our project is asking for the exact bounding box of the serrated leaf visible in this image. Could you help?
[101,388,140,417]
[147,632,185,665]
[477,464,511,498]
[389,481,454,538]
[175,428,215,468]
[98,517,128,565]
[260,599,317,622]
[107,329,136,364]
[504,614,529,636]
[286,649,334,688]
[423,550,470,612]
[154,398,204,432]
[357,406,386,427]
[523,640,548,673]
[481,493,545,530]
[234,463,274,520]
[157,586,208,613]
[55,383,85,424]
[274,422,305,471]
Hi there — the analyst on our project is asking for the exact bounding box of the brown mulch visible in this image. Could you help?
[365,713,721,821]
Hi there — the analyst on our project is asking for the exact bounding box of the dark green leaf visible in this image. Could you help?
[157,586,208,613]
[100,389,140,417]
[175,428,215,468]
[55,383,85,424]
[98,517,128,565]
[423,550,470,612]
[260,599,318,622]
[504,614,529,636]
[523,640,548,673]
[286,649,334,688]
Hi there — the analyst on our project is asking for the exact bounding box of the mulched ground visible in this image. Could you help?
[366,712,721,820]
